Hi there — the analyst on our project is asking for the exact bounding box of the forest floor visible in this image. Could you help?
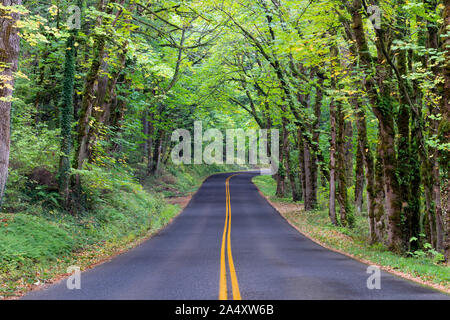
[252,175,450,294]
[0,165,237,299]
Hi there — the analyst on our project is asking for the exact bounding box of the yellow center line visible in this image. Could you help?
[219,174,242,300]
[219,178,229,300]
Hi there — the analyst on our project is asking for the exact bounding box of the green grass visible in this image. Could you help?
[253,175,297,203]
[252,175,450,292]
[0,187,176,297]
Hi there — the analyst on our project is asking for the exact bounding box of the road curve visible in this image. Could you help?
[24,172,449,300]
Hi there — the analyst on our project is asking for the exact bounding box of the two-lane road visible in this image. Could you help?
[24,172,449,300]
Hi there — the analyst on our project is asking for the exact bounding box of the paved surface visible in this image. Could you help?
[24,172,449,300]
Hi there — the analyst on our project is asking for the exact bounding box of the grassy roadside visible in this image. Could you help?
[0,164,237,299]
[252,175,450,294]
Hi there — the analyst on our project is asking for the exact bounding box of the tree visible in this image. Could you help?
[0,0,21,205]
[58,28,77,207]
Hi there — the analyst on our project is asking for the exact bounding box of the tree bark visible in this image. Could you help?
[354,101,377,242]
[337,101,350,226]
[0,0,21,205]
[297,128,307,203]
[76,37,105,169]
[303,142,313,209]
[58,33,76,207]
[287,147,301,201]
[310,76,324,208]
[355,140,365,214]
[275,125,286,197]
[328,46,338,224]
[75,0,108,170]
[282,119,300,201]
[442,0,450,262]
[351,0,403,251]
[329,96,337,224]
[374,137,387,243]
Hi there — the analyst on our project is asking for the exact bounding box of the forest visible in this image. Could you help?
[0,0,449,298]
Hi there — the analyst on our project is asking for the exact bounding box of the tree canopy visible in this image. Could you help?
[0,0,449,262]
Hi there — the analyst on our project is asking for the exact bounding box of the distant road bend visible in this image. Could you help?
[24,172,449,300]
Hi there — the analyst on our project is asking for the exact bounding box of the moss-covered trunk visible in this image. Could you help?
[0,0,21,205]
[275,128,286,198]
[75,0,108,171]
[337,101,350,226]
[310,76,324,208]
[58,34,76,207]
[297,128,306,203]
[443,0,450,263]
[282,119,300,201]
[354,101,377,242]
[329,89,337,225]
[355,140,364,214]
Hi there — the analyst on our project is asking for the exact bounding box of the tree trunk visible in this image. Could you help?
[275,123,286,197]
[328,47,338,224]
[337,101,350,226]
[351,0,403,251]
[0,0,21,205]
[423,4,445,252]
[58,33,76,207]
[75,0,108,170]
[442,0,450,263]
[142,111,149,161]
[287,148,301,201]
[379,114,403,252]
[147,114,154,168]
[344,121,353,184]
[354,101,377,242]
[329,96,337,224]
[310,76,323,208]
[297,128,307,203]
[148,128,165,175]
[395,7,420,251]
[374,137,387,244]
[282,120,299,201]
[355,140,365,214]
[76,36,105,169]
[303,142,313,209]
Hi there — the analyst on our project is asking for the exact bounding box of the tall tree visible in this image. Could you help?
[443,0,450,263]
[0,0,21,205]
[58,29,77,207]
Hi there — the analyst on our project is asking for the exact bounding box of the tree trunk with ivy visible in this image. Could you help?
[336,101,350,226]
[297,128,306,202]
[310,75,323,209]
[351,0,403,251]
[75,0,109,171]
[443,0,450,263]
[355,140,364,214]
[354,101,377,242]
[275,124,286,198]
[0,0,21,205]
[75,35,105,170]
[329,96,337,225]
[58,33,76,207]
[282,121,299,201]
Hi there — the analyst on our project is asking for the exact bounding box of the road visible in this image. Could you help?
[24,172,449,300]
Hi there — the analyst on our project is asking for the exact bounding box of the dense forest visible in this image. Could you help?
[0,0,449,288]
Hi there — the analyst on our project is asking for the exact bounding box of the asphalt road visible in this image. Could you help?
[24,172,449,300]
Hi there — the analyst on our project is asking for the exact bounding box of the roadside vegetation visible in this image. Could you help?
[0,163,236,299]
[253,175,450,292]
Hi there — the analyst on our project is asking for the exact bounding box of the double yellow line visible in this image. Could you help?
[219,174,242,300]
